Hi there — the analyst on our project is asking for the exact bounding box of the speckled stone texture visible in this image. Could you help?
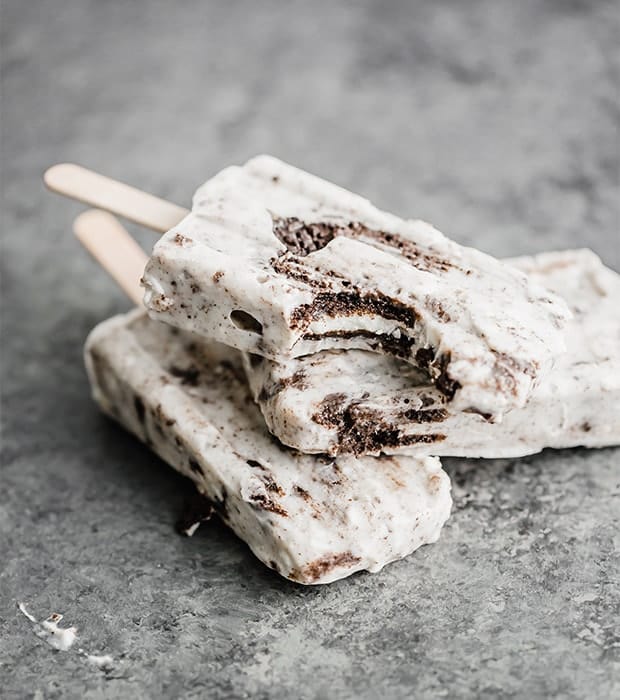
[1,0,618,698]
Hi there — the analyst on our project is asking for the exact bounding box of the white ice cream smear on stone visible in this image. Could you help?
[18,604,78,651]
[18,603,114,669]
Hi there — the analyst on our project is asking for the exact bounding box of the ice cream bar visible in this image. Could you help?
[141,156,570,420]
[242,249,620,458]
[84,309,451,584]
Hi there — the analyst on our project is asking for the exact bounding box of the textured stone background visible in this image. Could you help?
[1,1,619,698]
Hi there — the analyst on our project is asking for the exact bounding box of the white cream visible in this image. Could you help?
[86,654,115,669]
[18,604,78,652]
[18,603,115,668]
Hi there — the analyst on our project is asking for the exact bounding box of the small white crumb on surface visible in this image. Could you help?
[86,654,115,669]
[18,602,37,623]
[184,521,201,537]
[18,603,77,651]
[17,602,114,669]
[41,614,78,651]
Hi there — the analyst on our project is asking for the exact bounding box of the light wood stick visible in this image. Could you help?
[45,163,189,233]
[73,210,148,305]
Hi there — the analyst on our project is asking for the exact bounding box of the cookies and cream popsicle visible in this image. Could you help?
[85,309,451,585]
[141,156,571,420]
[242,249,620,458]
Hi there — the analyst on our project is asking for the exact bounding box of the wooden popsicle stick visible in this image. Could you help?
[45,163,189,233]
[73,210,148,306]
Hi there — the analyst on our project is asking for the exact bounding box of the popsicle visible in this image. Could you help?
[140,156,571,420]
[243,249,620,457]
[48,169,616,460]
[85,309,451,584]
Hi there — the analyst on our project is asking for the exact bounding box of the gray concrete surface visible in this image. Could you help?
[1,1,619,698]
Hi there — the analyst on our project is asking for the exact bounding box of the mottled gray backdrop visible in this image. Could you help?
[1,1,618,698]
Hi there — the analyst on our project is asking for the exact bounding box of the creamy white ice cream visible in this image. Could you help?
[243,250,620,457]
[84,310,452,584]
[142,155,570,420]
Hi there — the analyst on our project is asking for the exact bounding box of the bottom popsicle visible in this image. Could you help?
[244,249,620,457]
[85,309,452,585]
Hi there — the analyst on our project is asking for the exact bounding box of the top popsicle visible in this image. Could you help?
[142,156,570,419]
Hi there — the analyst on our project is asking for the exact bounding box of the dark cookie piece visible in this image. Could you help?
[312,393,446,454]
[290,551,362,583]
[175,491,215,536]
[271,216,456,273]
[169,365,201,386]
